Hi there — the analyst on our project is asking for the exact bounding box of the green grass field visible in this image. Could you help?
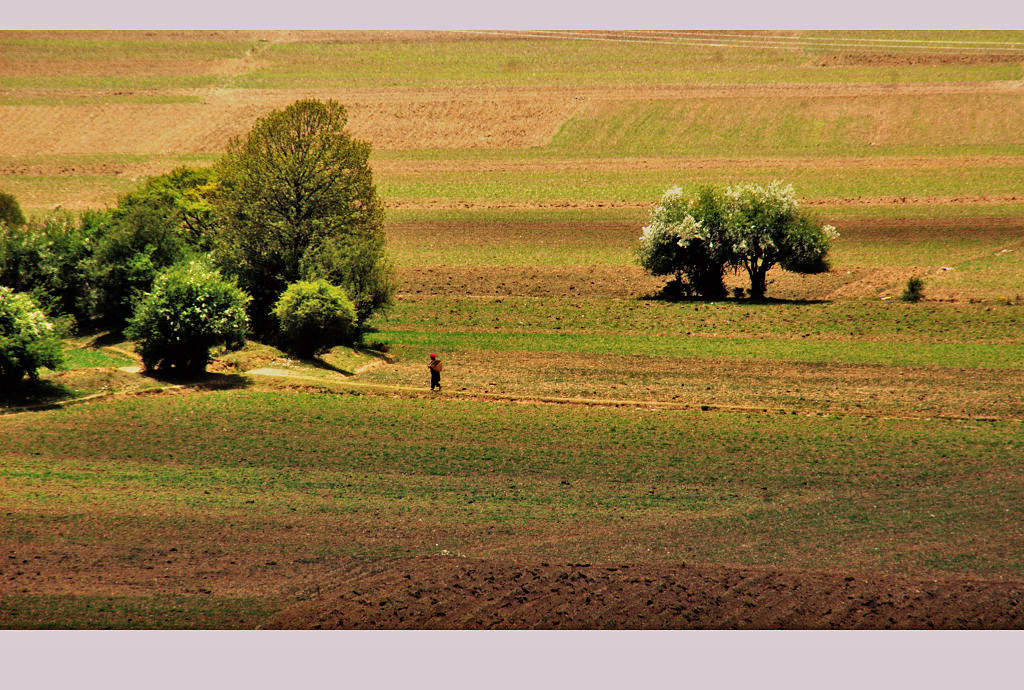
[2,30,1023,629]
[234,39,1024,88]
[2,392,1021,626]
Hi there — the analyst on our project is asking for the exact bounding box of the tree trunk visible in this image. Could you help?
[748,264,768,300]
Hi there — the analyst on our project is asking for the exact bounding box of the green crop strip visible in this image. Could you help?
[375,329,1024,370]
[2,392,1021,577]
[382,298,1024,345]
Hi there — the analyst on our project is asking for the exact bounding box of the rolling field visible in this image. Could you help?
[2,31,1024,629]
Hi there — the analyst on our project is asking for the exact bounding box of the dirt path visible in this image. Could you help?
[243,367,1009,422]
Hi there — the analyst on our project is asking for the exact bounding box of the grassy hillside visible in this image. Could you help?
[2,389,1021,627]
[2,31,1023,629]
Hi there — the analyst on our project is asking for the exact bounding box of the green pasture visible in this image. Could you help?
[377,165,1024,205]
[0,75,224,90]
[11,161,1024,218]
[2,392,1021,580]
[55,346,133,371]
[384,204,1024,225]
[382,298,1023,344]
[2,32,1022,95]
[547,94,1024,158]
[0,93,204,106]
[0,595,276,630]
[925,245,1024,297]
[0,36,253,59]
[386,213,1024,288]
[234,39,1022,89]
[373,329,1024,370]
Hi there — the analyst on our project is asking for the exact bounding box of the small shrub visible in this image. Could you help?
[901,276,925,302]
[116,166,219,252]
[126,261,250,376]
[0,287,64,387]
[299,234,396,326]
[732,286,746,299]
[274,279,358,358]
[0,192,26,228]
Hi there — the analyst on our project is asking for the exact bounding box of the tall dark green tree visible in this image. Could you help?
[89,199,192,328]
[0,210,102,327]
[213,99,393,337]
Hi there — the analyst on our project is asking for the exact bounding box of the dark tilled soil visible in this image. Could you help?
[266,557,1024,630]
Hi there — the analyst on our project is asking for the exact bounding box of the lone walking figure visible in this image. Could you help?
[428,353,443,391]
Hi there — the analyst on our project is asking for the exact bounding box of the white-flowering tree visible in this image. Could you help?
[636,186,732,298]
[126,261,250,376]
[724,181,837,300]
[0,287,63,387]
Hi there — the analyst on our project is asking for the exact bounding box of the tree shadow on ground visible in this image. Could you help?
[0,379,78,411]
[142,370,254,391]
[82,329,127,348]
[640,292,831,306]
[307,357,350,375]
[639,282,830,306]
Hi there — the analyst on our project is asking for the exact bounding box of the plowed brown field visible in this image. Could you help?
[0,91,580,155]
[266,556,1024,629]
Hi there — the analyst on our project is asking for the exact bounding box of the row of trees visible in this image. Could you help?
[1,99,395,382]
[637,182,838,300]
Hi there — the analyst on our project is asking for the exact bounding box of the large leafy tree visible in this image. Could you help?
[0,210,102,327]
[724,181,837,300]
[213,99,393,336]
[636,186,732,299]
[116,166,218,252]
[638,181,837,301]
[89,199,192,328]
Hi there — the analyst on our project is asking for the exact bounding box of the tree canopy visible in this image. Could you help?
[213,99,392,336]
[637,186,731,299]
[638,182,837,300]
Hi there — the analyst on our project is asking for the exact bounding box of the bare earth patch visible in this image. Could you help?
[266,556,1024,629]
[0,90,581,156]
[357,349,1024,421]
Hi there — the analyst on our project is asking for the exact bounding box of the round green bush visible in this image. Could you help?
[274,279,358,358]
[126,261,250,376]
[0,286,64,386]
[0,192,26,228]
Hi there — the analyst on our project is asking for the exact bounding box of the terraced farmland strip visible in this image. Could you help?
[374,329,1024,370]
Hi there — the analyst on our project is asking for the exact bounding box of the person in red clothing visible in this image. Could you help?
[428,353,443,391]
